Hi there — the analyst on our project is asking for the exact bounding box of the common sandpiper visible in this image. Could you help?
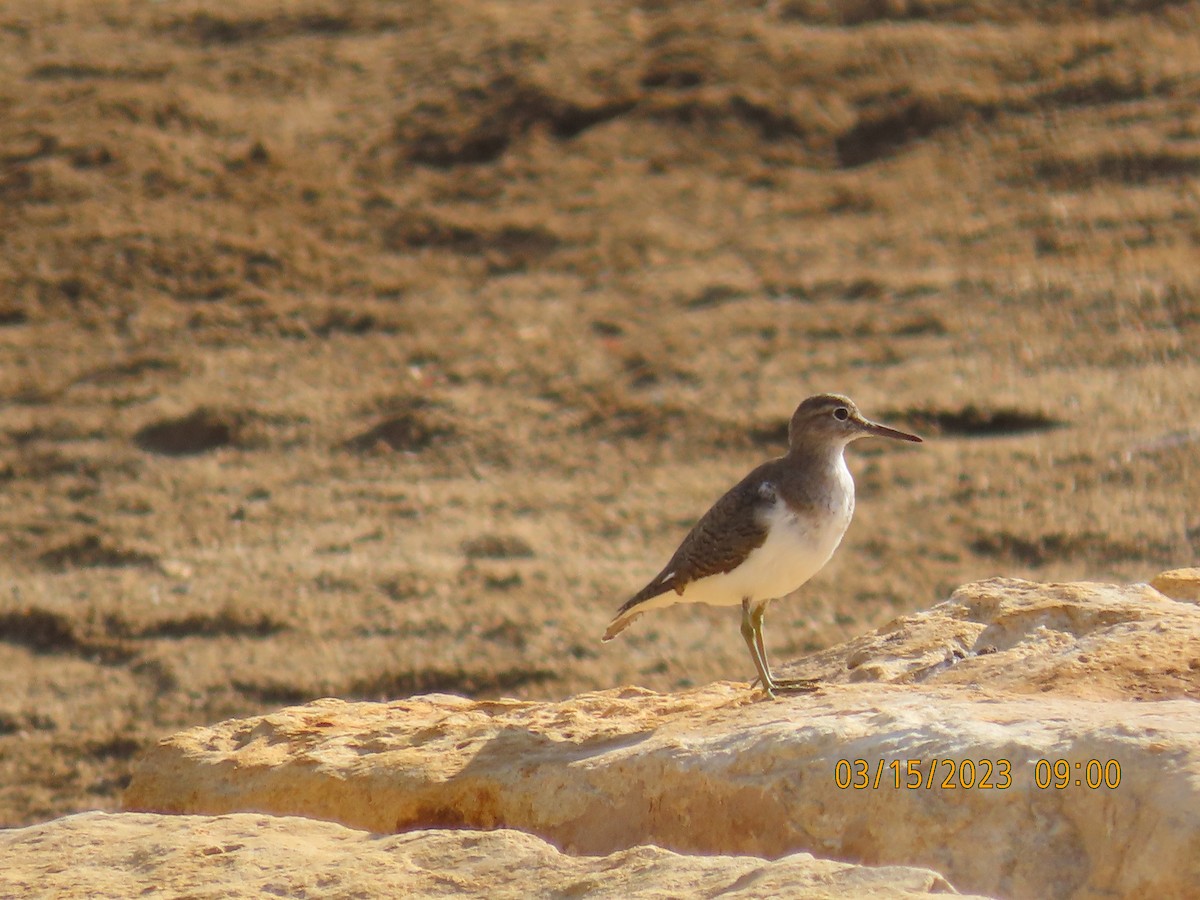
[603,393,922,698]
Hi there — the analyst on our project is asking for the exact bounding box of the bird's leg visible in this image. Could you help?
[751,603,770,679]
[752,604,820,694]
[741,599,776,698]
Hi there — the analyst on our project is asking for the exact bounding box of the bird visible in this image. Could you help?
[602,392,922,698]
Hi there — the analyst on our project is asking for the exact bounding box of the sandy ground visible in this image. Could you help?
[1,0,1198,826]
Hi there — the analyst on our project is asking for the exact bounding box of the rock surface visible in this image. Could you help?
[122,577,1200,900]
[1152,567,1200,603]
[0,811,977,900]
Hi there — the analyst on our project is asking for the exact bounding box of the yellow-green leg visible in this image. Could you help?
[745,601,820,695]
[741,599,776,698]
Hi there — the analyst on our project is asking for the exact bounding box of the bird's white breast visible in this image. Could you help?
[675,455,855,608]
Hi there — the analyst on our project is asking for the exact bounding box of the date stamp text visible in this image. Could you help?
[833,758,1121,790]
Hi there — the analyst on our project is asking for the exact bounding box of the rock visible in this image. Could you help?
[786,575,1200,699]
[1151,567,1200,603]
[0,810,978,899]
[124,577,1200,900]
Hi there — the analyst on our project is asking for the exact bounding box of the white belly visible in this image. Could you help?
[676,480,854,609]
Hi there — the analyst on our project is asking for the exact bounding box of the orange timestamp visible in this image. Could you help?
[833,758,1123,791]
[835,758,1012,790]
[1033,758,1122,789]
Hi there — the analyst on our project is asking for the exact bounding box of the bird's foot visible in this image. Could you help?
[747,676,775,699]
[749,676,818,698]
[772,677,821,693]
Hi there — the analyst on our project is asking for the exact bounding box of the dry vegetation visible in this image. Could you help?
[1,0,1198,826]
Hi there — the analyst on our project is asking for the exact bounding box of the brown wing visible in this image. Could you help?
[616,469,777,616]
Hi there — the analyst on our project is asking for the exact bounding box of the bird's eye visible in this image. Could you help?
[833,407,849,421]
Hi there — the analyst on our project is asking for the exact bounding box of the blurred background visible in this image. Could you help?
[1,0,1197,826]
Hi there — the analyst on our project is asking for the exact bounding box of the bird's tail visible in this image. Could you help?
[602,605,641,641]
[602,590,676,641]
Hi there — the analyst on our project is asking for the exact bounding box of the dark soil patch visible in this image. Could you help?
[37,535,158,571]
[896,406,1065,437]
[134,408,242,456]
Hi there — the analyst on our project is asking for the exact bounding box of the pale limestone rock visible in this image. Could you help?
[123,578,1200,900]
[786,576,1200,697]
[0,810,976,899]
[1151,567,1200,603]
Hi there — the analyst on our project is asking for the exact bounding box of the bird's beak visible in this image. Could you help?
[856,416,923,443]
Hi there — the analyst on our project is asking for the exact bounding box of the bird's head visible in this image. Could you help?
[787,393,923,452]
